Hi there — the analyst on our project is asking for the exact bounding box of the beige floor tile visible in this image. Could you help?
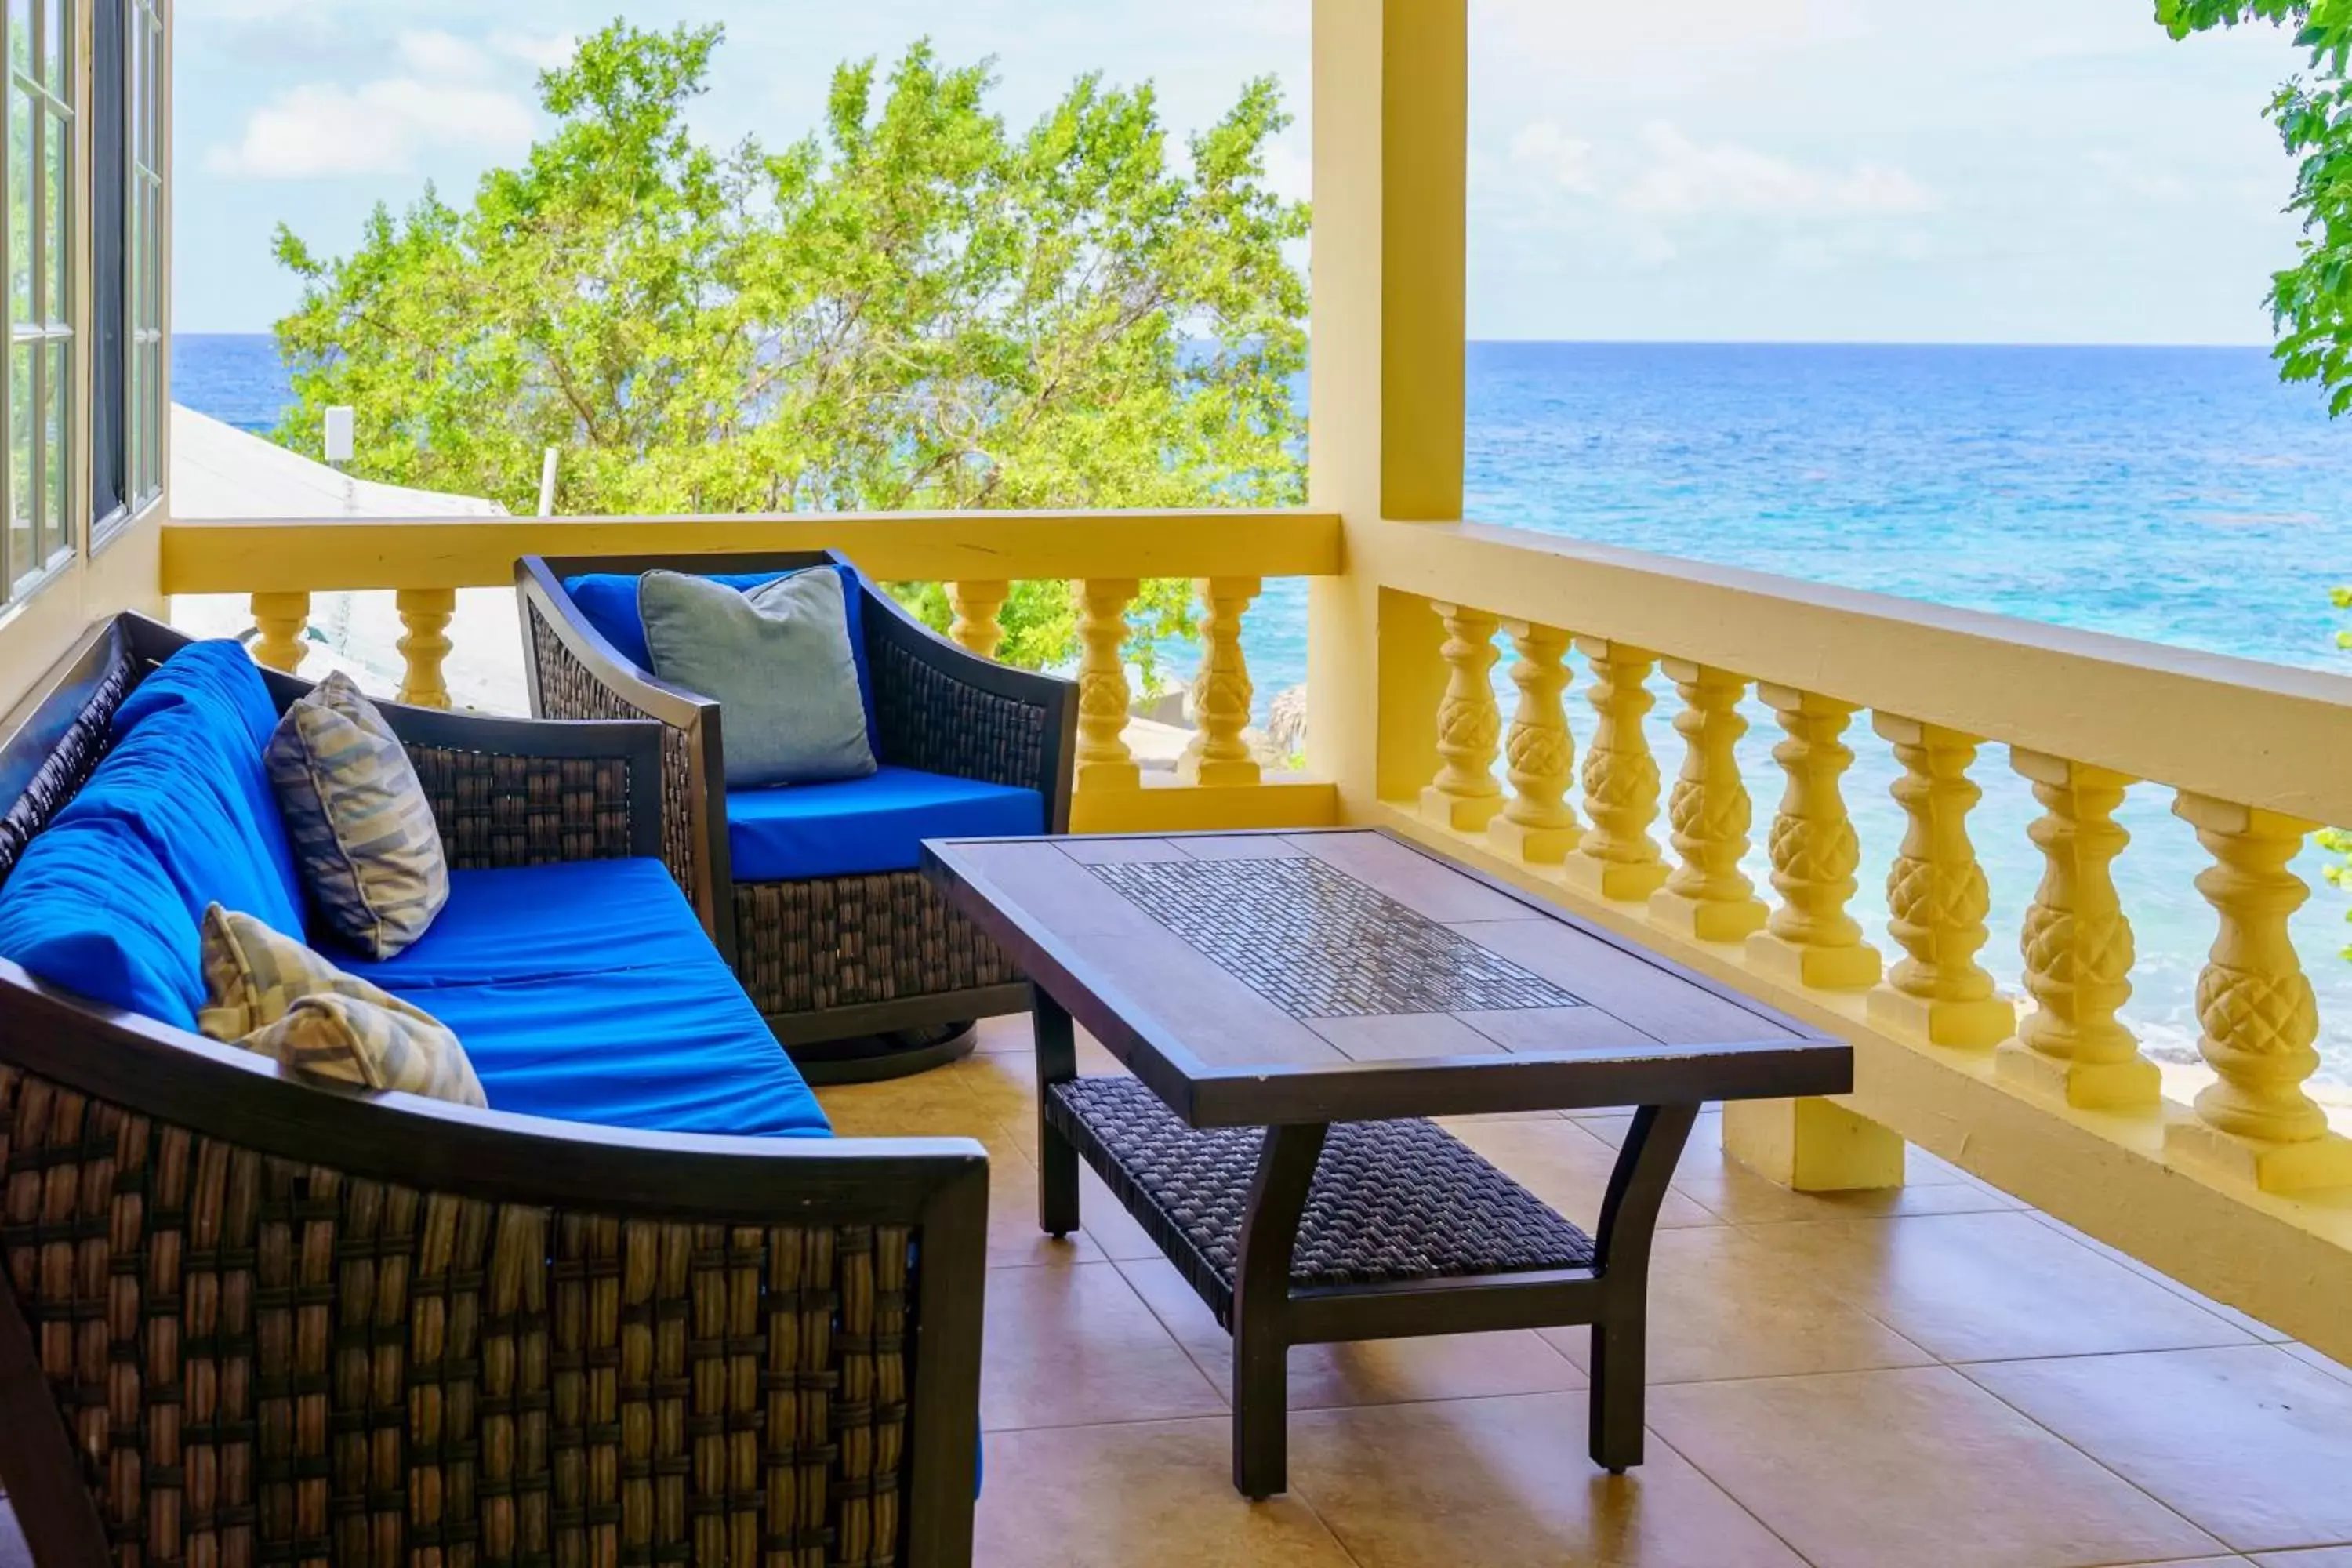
[2027,1213,2293,1342]
[1285,1391,1805,1566]
[1747,1211,2257,1362]
[973,1417,1357,1568]
[980,1261,1225,1431]
[2256,1550,2352,1566]
[1118,1254,1589,1409]
[1964,1346,2352,1553]
[1673,1134,2025,1224]
[941,1048,1039,1124]
[815,1066,1000,1138]
[982,1140,1105,1269]
[2283,1344,2352,1386]
[1647,1366,2223,1568]
[967,1012,1034,1054]
[1541,1224,1933,1385]
[1449,1117,1719,1229]
[1571,1109,1722,1149]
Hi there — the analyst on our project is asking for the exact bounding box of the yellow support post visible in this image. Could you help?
[394,587,456,709]
[1746,685,1882,990]
[1073,579,1141,793]
[1868,715,2011,1047]
[2165,793,2352,1192]
[1648,660,1766,941]
[1722,1098,1907,1194]
[1179,576,1263,788]
[946,579,1009,661]
[1995,751,2159,1111]
[249,590,311,675]
[1487,619,1578,864]
[1559,637,1667,902]
[1418,601,1503,830]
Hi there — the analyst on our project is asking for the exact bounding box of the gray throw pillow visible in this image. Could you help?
[638,568,878,787]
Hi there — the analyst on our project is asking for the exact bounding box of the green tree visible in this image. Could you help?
[271,21,1308,681]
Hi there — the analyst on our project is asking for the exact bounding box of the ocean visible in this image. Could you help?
[171,333,2352,1082]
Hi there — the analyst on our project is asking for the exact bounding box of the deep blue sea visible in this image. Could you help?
[172,333,2352,1083]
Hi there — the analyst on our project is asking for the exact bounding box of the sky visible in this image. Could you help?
[172,0,2306,345]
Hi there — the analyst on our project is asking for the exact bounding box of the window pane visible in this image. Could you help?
[9,343,29,590]
[6,0,26,82]
[39,0,61,99]
[42,335,63,557]
[42,105,63,328]
[7,91,26,329]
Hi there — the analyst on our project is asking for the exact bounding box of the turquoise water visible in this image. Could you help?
[172,335,2352,1081]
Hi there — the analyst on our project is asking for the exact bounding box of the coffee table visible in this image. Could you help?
[921,829,1850,1498]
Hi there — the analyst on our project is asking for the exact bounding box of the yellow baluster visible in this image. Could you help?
[1648,660,1765,941]
[249,591,312,675]
[1867,716,2011,1047]
[2165,793,2352,1192]
[1073,579,1141,793]
[1745,686,1880,989]
[395,587,457,709]
[1486,620,1578,864]
[1560,638,1667,902]
[946,579,1008,661]
[1179,576,1262,788]
[1994,752,2158,1111]
[1417,601,1503,831]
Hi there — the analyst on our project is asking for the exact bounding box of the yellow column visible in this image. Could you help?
[1560,637,1667,902]
[1721,1098,1907,1194]
[1073,579,1141,793]
[1417,601,1502,830]
[1179,576,1262,788]
[1745,686,1881,990]
[394,587,456,709]
[1867,716,2011,1047]
[2164,794,2352,1192]
[1648,661,1766,941]
[249,591,311,674]
[1486,620,1578,864]
[946,579,1008,660]
[1995,752,2158,1111]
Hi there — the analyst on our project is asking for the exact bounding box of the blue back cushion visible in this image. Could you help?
[563,566,879,738]
[0,641,305,1027]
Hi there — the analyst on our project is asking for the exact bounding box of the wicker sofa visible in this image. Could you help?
[517,550,1077,1083]
[0,614,986,1568]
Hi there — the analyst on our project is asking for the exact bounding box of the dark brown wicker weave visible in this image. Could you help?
[517,551,1076,1083]
[0,614,987,1568]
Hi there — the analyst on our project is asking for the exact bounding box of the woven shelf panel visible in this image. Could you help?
[1048,1076,1595,1329]
[0,1065,916,1568]
[734,871,1023,1017]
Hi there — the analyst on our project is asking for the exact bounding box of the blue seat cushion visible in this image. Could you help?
[563,566,878,739]
[0,641,307,1028]
[726,765,1044,881]
[357,858,829,1139]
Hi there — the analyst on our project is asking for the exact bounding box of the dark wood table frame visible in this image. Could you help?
[926,829,1851,1500]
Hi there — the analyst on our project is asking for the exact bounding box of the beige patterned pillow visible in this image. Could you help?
[198,905,486,1107]
[265,670,448,959]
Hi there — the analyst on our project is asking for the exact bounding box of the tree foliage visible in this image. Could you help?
[270,23,1308,677]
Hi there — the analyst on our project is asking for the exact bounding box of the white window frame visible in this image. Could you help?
[2,0,77,604]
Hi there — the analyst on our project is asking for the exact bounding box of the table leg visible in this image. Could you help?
[1231,1120,1327,1500]
[1587,1102,1700,1473]
[1032,986,1081,1238]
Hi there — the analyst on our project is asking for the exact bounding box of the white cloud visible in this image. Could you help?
[203,76,535,180]
[490,31,581,73]
[395,30,492,82]
[1510,122,1599,194]
[1618,122,1933,220]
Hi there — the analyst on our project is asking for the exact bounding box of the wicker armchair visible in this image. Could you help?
[517,550,1078,1083]
[0,615,986,1568]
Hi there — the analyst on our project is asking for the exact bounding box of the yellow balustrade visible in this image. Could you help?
[249,591,311,674]
[1486,619,1577,863]
[1179,576,1263,788]
[2165,794,2352,1192]
[1647,660,1765,940]
[946,579,1008,660]
[1559,637,1667,901]
[1073,578,1142,793]
[1745,685,1881,989]
[1418,601,1503,831]
[1867,716,2011,1047]
[1995,752,2157,1111]
[394,587,456,709]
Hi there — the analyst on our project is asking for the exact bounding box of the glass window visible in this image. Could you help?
[2,0,71,599]
[94,0,161,539]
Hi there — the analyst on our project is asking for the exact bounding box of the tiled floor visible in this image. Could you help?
[848,1014,2352,1568]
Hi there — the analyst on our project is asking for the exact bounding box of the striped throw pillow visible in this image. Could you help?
[198,905,485,1106]
[266,670,448,958]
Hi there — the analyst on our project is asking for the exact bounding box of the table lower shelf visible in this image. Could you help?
[1044,1075,1597,1330]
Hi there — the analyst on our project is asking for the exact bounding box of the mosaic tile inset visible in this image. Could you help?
[1083,854,1583,1020]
